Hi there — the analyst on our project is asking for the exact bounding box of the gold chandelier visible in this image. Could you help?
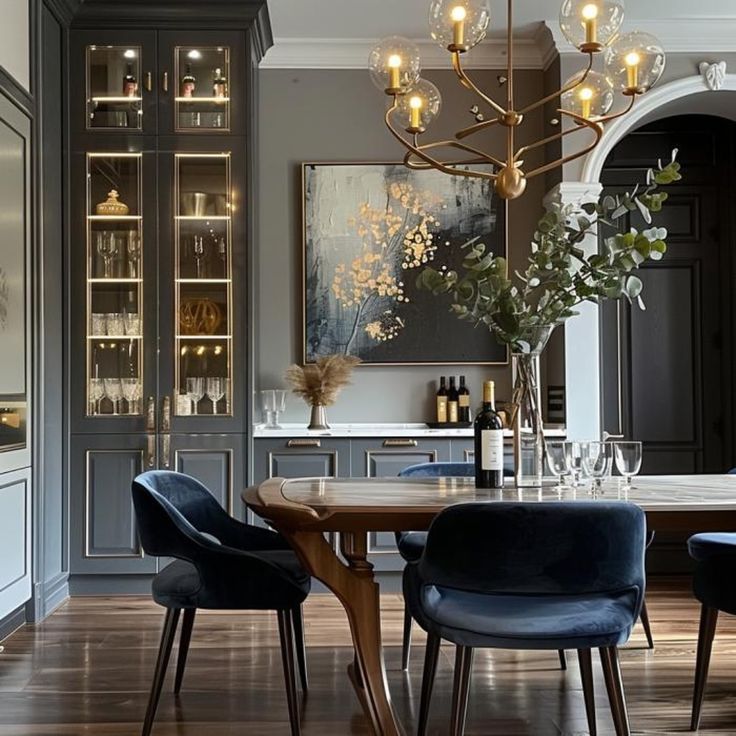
[369,0,666,200]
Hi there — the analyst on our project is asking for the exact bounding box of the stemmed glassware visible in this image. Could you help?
[582,441,613,493]
[121,378,142,415]
[546,441,569,491]
[217,237,227,276]
[104,378,123,415]
[192,236,207,279]
[186,377,205,415]
[261,389,287,429]
[96,231,119,279]
[564,441,586,487]
[614,441,643,490]
[89,378,105,415]
[206,377,226,415]
[126,231,141,278]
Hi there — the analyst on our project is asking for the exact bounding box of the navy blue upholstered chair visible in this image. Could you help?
[132,471,310,736]
[688,532,736,731]
[396,462,568,672]
[405,502,647,736]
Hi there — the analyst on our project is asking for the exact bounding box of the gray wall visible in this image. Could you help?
[0,0,30,91]
[257,68,551,423]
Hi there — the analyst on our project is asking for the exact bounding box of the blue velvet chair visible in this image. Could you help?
[688,532,736,731]
[396,462,567,672]
[132,471,310,736]
[405,502,647,736]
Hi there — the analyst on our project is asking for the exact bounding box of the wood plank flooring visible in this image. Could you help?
[1,579,735,735]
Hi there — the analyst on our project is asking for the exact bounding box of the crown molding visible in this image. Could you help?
[548,18,736,54]
[260,37,551,71]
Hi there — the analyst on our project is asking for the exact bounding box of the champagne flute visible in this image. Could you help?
[206,377,225,415]
[564,441,586,488]
[104,378,123,416]
[186,377,205,415]
[546,441,568,491]
[192,236,206,279]
[614,441,643,490]
[582,441,613,494]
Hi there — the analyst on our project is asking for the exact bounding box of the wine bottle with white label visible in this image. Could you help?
[474,380,504,489]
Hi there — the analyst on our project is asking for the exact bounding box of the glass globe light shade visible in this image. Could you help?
[395,79,443,132]
[368,36,421,93]
[561,71,614,120]
[559,0,625,52]
[429,0,491,52]
[604,31,666,94]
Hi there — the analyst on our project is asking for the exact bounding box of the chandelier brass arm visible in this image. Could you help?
[518,54,594,117]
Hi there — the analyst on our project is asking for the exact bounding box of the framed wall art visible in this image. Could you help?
[303,162,506,365]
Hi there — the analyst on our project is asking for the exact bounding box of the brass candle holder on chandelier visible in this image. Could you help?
[370,0,666,200]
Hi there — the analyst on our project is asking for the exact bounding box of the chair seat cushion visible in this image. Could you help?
[688,533,736,562]
[396,532,427,563]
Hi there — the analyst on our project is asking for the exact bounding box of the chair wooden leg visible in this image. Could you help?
[599,646,630,736]
[558,649,567,671]
[417,632,441,736]
[401,602,413,671]
[291,605,309,693]
[450,646,474,736]
[639,599,655,650]
[142,608,181,736]
[691,604,719,731]
[277,609,301,736]
[174,608,195,695]
[578,649,597,736]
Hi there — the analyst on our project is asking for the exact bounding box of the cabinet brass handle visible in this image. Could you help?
[146,435,156,469]
[162,71,169,93]
[161,396,171,433]
[383,439,418,448]
[161,434,171,469]
[287,439,321,448]
[146,396,156,432]
[145,71,152,92]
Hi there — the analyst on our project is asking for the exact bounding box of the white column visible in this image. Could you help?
[544,181,603,441]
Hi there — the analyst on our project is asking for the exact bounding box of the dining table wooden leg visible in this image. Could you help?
[282,528,405,736]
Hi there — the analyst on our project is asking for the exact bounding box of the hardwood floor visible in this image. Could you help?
[1,579,735,735]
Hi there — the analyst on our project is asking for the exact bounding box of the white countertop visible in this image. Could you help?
[253,423,567,439]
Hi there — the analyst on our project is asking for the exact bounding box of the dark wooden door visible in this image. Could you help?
[601,116,736,475]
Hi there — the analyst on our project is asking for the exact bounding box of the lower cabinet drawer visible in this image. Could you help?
[351,439,451,478]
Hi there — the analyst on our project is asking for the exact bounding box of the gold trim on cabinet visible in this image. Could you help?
[84,449,145,559]
[364,448,438,479]
[173,447,235,515]
[268,450,339,480]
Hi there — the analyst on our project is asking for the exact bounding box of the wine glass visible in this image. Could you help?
[614,441,643,490]
[206,377,225,415]
[546,441,568,491]
[121,378,142,415]
[564,441,586,488]
[186,377,205,415]
[104,378,123,415]
[96,231,119,279]
[582,441,613,494]
[89,378,105,415]
[126,231,141,278]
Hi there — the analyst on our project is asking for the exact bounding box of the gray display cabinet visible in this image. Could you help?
[67,1,269,586]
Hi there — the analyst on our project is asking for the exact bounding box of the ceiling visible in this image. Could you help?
[267,0,736,41]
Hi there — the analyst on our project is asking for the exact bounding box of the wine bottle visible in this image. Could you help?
[123,63,138,97]
[436,376,448,424]
[181,64,196,98]
[213,67,227,98]
[458,375,471,423]
[448,376,459,424]
[474,380,504,489]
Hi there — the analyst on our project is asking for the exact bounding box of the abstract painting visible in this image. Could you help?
[303,163,506,365]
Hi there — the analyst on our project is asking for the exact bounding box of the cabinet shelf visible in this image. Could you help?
[176,335,232,340]
[176,278,231,284]
[175,97,230,104]
[89,278,142,284]
[88,215,142,221]
[87,335,142,340]
[90,96,143,103]
[175,215,230,221]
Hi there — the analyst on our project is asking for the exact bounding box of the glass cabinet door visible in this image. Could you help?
[174,46,231,132]
[86,45,144,131]
[174,153,233,416]
[86,153,144,417]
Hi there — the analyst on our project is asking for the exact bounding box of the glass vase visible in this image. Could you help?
[511,326,553,488]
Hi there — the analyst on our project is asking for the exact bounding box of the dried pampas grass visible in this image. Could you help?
[285,354,361,407]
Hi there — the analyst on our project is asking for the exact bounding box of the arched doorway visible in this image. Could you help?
[600,115,736,475]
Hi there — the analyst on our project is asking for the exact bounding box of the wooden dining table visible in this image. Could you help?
[243,474,736,736]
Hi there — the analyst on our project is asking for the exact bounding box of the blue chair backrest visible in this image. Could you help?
[420,502,646,600]
[399,461,513,478]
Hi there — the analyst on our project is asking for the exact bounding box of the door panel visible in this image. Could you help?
[355,440,451,478]
[0,471,31,617]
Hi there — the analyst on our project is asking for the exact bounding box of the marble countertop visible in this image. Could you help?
[253,423,567,439]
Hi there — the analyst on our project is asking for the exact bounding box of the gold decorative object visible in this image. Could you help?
[179,298,223,335]
[95,190,130,216]
[371,0,666,200]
